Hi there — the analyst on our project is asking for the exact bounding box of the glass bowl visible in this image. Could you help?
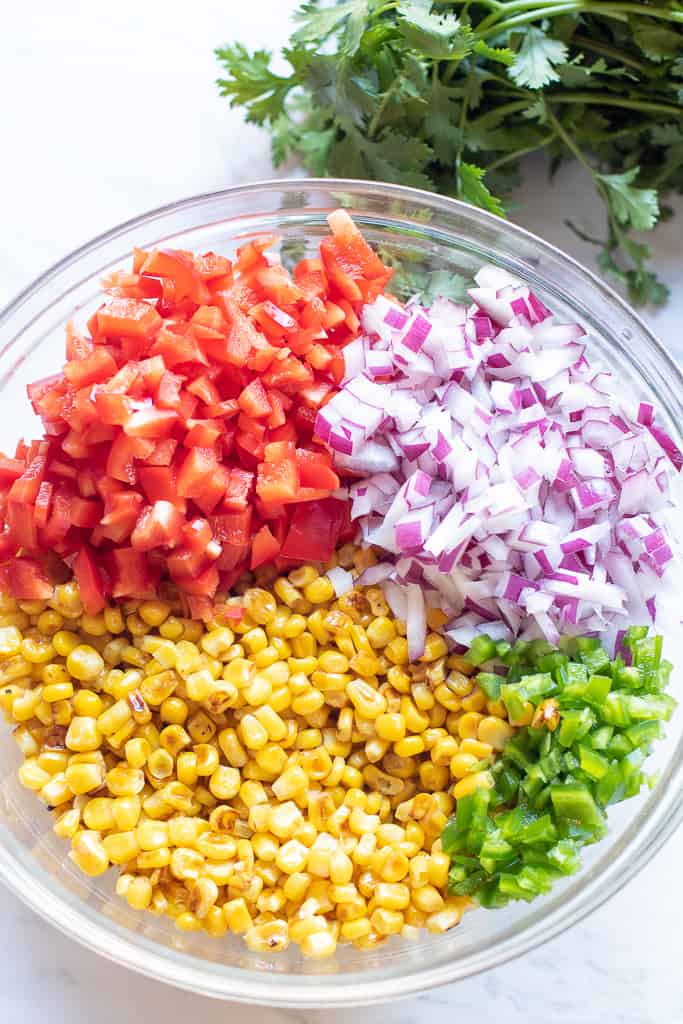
[0,180,681,1007]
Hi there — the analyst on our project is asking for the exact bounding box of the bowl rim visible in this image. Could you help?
[0,177,681,1006]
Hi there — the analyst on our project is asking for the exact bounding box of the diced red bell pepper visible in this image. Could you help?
[7,500,38,551]
[222,467,254,512]
[256,457,299,504]
[178,563,219,597]
[111,547,158,598]
[140,249,205,304]
[138,467,178,505]
[176,446,218,500]
[131,501,185,551]
[280,497,347,562]
[124,407,178,439]
[0,456,25,483]
[295,448,340,491]
[0,557,53,600]
[250,524,281,569]
[94,390,135,426]
[64,347,118,389]
[8,456,47,505]
[237,378,271,419]
[156,370,185,410]
[184,420,223,448]
[34,481,53,529]
[99,491,144,543]
[40,492,74,547]
[208,509,252,547]
[69,498,104,529]
[192,465,229,517]
[106,434,155,484]
[74,545,107,615]
[144,438,178,467]
[97,298,162,340]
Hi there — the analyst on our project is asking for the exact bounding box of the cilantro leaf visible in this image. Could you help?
[473,40,515,66]
[217,1,683,307]
[597,167,660,232]
[457,163,506,216]
[633,23,683,63]
[215,44,295,123]
[510,28,569,89]
[292,1,373,55]
[397,0,475,60]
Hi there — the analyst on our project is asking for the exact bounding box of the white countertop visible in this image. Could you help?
[1,3,682,1022]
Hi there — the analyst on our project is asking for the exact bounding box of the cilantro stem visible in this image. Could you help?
[367,82,398,140]
[571,35,652,76]
[549,93,683,118]
[480,2,683,38]
[486,134,556,171]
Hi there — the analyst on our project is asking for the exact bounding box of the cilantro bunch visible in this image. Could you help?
[216,1,683,306]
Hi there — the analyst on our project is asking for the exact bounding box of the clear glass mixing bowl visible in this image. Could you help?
[0,180,681,1007]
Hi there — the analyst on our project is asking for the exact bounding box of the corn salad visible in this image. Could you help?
[0,549,515,957]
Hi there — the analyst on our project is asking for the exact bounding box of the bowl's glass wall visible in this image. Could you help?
[0,181,681,1006]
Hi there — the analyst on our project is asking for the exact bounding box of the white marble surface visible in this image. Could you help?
[1,3,682,1021]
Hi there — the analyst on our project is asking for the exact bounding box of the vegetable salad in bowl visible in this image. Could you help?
[0,201,679,963]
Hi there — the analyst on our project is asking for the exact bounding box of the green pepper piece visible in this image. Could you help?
[476,672,503,701]
[467,634,498,666]
[550,782,606,834]
[558,707,594,747]
[578,744,610,781]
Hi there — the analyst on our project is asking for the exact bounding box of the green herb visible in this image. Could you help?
[441,627,675,907]
[216,2,683,306]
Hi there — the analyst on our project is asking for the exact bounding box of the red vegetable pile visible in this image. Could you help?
[0,211,392,615]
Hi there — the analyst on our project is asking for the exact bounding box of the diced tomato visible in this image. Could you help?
[280,497,346,562]
[0,557,53,600]
[250,524,281,569]
[97,298,162,340]
[131,501,184,551]
[74,545,107,615]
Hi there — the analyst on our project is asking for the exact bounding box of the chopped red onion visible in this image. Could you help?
[320,266,681,656]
